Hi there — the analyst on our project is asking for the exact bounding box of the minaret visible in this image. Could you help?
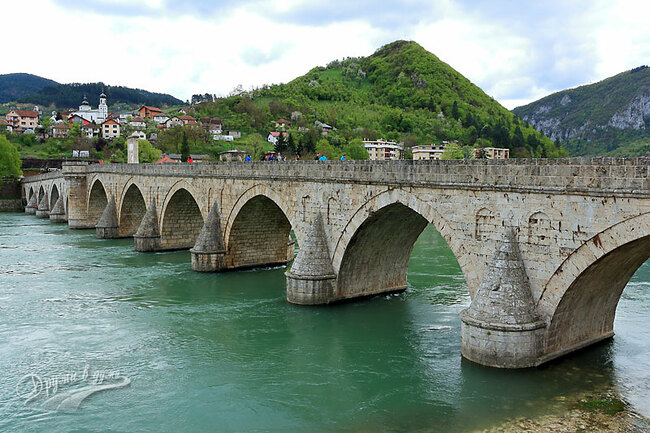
[98,92,108,123]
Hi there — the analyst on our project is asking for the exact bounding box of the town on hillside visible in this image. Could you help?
[2,93,510,165]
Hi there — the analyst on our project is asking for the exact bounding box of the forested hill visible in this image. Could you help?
[190,40,565,158]
[513,66,650,156]
[0,73,58,103]
[18,82,183,108]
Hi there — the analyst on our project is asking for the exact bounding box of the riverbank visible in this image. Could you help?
[477,391,650,432]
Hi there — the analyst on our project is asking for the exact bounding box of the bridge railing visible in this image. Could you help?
[83,158,649,195]
[21,171,64,183]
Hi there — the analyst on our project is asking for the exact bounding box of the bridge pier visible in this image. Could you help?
[190,204,227,272]
[286,213,337,305]
[25,194,36,214]
[460,228,546,368]
[49,197,66,223]
[96,196,119,238]
[134,199,161,252]
[63,162,93,229]
[35,194,49,218]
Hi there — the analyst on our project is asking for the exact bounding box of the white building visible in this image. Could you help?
[71,93,108,124]
[412,144,445,160]
[153,113,170,124]
[363,139,403,160]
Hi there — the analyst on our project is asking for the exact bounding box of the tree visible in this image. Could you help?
[69,123,81,138]
[180,130,190,161]
[274,133,287,154]
[0,135,22,178]
[138,139,162,163]
[343,139,369,160]
[287,133,296,154]
[315,138,339,159]
[440,142,465,160]
[451,100,460,120]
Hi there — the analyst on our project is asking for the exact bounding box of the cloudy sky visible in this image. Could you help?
[2,0,649,109]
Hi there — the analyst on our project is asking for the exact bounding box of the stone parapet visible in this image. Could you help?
[83,158,650,197]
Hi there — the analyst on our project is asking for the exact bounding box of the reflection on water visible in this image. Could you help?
[0,214,647,432]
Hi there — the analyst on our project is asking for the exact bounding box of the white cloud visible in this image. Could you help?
[0,0,649,110]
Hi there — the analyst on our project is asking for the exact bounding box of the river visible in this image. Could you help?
[0,213,648,432]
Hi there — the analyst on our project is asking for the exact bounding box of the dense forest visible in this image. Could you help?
[18,82,183,108]
[0,73,58,104]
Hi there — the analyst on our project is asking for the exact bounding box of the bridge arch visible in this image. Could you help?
[538,212,650,358]
[160,184,204,250]
[87,178,108,227]
[118,181,147,237]
[333,189,459,300]
[224,185,295,270]
[37,185,45,206]
[50,184,60,209]
[28,186,34,202]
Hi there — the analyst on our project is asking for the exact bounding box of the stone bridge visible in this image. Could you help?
[22,158,650,368]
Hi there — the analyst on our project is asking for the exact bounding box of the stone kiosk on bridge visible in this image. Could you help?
[22,158,650,368]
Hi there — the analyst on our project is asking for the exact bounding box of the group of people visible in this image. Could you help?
[314,153,347,161]
[245,152,348,161]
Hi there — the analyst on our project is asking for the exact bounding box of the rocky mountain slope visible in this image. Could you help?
[513,66,650,156]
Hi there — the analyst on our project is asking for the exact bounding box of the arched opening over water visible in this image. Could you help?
[541,212,650,357]
[544,237,650,356]
[225,195,293,270]
[119,183,146,238]
[87,179,108,227]
[50,184,59,209]
[337,202,431,299]
[160,188,203,250]
[37,186,45,206]
[333,190,467,302]
[28,187,34,202]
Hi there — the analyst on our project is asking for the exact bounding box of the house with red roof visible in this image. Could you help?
[52,122,70,138]
[68,114,91,125]
[6,110,38,129]
[0,119,11,132]
[101,119,121,139]
[135,105,163,119]
[275,118,291,129]
[178,114,197,126]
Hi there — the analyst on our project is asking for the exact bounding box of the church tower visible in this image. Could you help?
[98,92,108,123]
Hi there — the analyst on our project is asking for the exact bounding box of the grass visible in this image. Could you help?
[576,396,626,415]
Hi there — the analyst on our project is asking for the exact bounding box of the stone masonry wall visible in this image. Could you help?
[119,185,146,237]
[160,189,203,250]
[225,196,291,269]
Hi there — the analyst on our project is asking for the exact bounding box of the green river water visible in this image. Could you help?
[0,212,648,432]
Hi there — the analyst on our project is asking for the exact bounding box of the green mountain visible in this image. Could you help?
[190,40,564,158]
[19,82,183,108]
[0,73,59,103]
[512,66,650,156]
